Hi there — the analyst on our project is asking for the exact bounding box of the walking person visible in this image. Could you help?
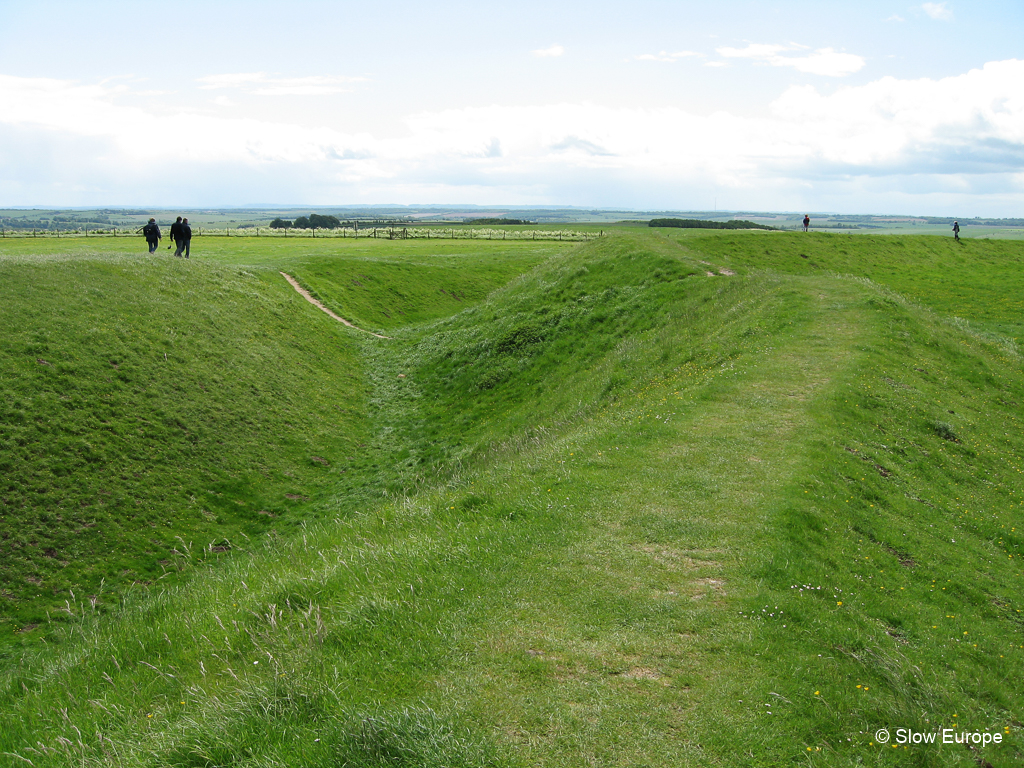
[802,214,810,232]
[142,218,161,253]
[952,221,960,241]
[181,217,192,259]
[169,216,184,256]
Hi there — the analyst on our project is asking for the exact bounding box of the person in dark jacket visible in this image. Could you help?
[802,214,810,232]
[169,216,184,256]
[952,221,960,241]
[181,218,192,259]
[142,218,161,253]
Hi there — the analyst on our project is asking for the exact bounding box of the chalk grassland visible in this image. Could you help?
[0,253,377,630]
[0,232,1022,766]
[0,237,560,643]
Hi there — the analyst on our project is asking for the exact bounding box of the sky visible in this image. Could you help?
[0,0,1022,215]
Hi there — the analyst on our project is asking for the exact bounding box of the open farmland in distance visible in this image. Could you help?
[3,207,1024,239]
[1,229,1022,767]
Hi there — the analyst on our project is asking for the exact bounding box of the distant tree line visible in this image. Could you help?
[464,218,532,225]
[649,218,776,230]
[0,214,113,230]
[270,214,342,230]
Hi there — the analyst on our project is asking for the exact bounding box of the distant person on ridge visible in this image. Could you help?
[169,216,184,256]
[181,217,192,259]
[952,221,960,241]
[802,214,810,232]
[142,218,161,253]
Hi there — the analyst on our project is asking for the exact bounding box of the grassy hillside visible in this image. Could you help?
[0,238,558,650]
[0,232,1022,766]
[0,236,558,333]
[0,252,371,647]
[660,229,1024,340]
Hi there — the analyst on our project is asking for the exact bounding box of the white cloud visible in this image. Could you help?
[718,43,789,60]
[717,43,865,76]
[886,14,905,22]
[550,136,614,156]
[767,59,1024,173]
[197,73,364,96]
[531,45,565,58]
[197,72,266,89]
[635,50,701,63]
[921,2,953,21]
[0,61,1022,210]
[0,74,373,169]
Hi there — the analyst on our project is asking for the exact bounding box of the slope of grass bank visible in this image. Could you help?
[0,236,562,333]
[1,232,1022,766]
[0,237,556,650]
[284,246,558,332]
[0,252,372,647]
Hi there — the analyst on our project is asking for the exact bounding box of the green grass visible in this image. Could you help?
[0,231,1022,766]
[659,229,1024,340]
[0,238,561,647]
[0,252,370,644]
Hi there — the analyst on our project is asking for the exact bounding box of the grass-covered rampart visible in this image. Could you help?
[662,229,1024,340]
[0,238,560,648]
[0,231,1022,766]
[0,253,371,643]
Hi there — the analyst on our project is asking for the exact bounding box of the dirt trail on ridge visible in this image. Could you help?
[280,272,390,339]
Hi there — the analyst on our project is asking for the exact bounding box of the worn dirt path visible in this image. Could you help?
[280,272,390,339]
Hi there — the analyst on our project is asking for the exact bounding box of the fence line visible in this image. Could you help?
[0,226,602,242]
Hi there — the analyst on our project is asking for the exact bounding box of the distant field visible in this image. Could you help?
[1,231,1022,767]
[4,207,1022,237]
